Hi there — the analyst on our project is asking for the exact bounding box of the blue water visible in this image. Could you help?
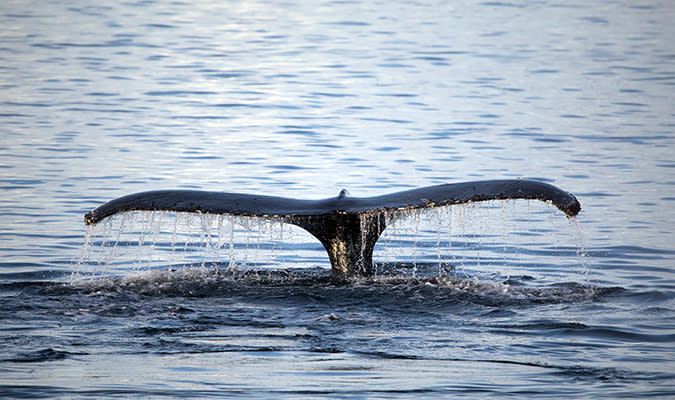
[1,0,674,397]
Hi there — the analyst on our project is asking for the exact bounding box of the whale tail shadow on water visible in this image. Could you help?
[84,179,581,276]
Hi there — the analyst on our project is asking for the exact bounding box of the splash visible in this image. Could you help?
[74,200,591,286]
[73,211,318,280]
[64,264,610,306]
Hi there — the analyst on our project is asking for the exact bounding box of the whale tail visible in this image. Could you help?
[84,179,581,276]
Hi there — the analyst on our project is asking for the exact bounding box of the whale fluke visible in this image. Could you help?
[84,179,581,276]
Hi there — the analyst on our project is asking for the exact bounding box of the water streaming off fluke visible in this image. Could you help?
[82,180,581,276]
[75,199,589,287]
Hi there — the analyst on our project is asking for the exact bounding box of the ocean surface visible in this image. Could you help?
[1,0,674,398]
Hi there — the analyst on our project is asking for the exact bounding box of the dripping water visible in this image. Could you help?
[74,200,591,286]
[372,200,591,284]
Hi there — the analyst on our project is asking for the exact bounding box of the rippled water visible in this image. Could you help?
[1,0,674,398]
